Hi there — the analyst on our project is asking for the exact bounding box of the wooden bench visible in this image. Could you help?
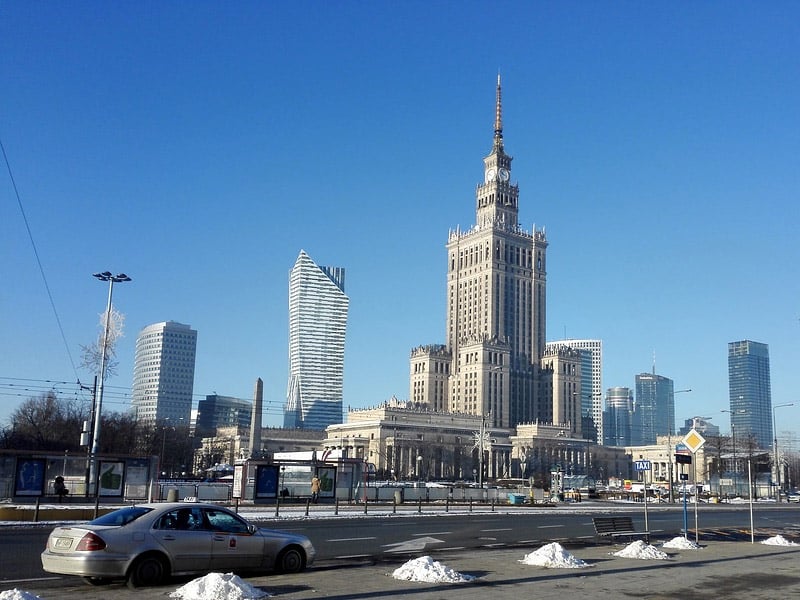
[592,516,649,543]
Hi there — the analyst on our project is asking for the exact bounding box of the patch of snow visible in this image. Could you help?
[391,555,475,583]
[662,536,703,550]
[761,535,798,546]
[520,542,591,568]
[0,591,44,600]
[612,540,670,560]
[169,572,271,600]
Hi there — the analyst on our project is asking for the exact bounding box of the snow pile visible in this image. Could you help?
[520,542,591,568]
[0,591,44,600]
[662,536,703,550]
[761,535,798,546]
[169,572,271,600]
[612,540,670,560]
[391,556,475,583]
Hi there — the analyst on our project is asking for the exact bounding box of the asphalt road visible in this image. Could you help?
[3,501,799,589]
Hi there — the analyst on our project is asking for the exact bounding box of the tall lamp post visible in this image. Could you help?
[772,403,794,500]
[722,409,747,497]
[668,388,692,503]
[90,271,131,495]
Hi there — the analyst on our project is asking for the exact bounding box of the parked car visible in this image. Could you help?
[787,491,800,503]
[41,502,315,588]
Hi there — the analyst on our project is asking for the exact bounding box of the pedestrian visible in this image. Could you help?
[311,475,320,503]
[53,476,69,503]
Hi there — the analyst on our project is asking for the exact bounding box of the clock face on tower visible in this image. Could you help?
[485,168,497,183]
[498,168,509,182]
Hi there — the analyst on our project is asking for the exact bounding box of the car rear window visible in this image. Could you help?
[88,506,153,526]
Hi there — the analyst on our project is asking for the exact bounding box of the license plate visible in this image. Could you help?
[55,537,73,549]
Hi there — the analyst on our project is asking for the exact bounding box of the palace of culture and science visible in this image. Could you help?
[323,78,629,484]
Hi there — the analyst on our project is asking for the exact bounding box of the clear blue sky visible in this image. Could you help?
[2,3,798,441]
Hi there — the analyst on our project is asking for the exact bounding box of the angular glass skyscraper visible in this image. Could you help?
[284,250,349,429]
[634,372,674,444]
[132,321,197,425]
[728,340,772,449]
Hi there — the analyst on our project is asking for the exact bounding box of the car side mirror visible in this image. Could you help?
[248,524,257,534]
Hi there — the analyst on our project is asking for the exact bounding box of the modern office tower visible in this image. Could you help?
[284,250,349,429]
[634,372,674,444]
[728,340,772,449]
[547,339,603,442]
[442,76,548,429]
[195,394,252,439]
[603,387,633,447]
[132,321,197,425]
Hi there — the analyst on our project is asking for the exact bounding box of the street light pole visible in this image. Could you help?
[722,408,746,497]
[772,403,794,500]
[668,388,692,503]
[89,271,131,495]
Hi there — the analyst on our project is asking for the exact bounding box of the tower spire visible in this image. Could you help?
[494,73,503,149]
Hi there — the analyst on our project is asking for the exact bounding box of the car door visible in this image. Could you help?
[204,507,265,572]
[151,508,212,574]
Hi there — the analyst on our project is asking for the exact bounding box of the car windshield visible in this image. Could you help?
[88,506,153,526]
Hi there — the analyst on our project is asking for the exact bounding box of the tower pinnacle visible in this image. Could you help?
[494,74,503,149]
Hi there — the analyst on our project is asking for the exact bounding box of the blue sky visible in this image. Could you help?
[2,2,799,441]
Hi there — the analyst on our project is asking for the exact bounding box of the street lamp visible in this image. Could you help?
[89,271,131,495]
[668,388,692,502]
[722,409,747,496]
[772,403,794,500]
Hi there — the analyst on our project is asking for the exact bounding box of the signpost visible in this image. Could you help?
[680,429,706,542]
[634,459,652,534]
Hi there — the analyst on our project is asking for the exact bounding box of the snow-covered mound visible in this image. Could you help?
[391,555,475,583]
[761,535,798,546]
[170,572,271,600]
[662,536,703,550]
[612,539,670,560]
[0,590,44,600]
[520,542,591,568]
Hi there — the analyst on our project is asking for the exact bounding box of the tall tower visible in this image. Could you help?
[284,250,349,429]
[132,321,197,425]
[634,372,674,444]
[728,340,772,449]
[604,386,633,447]
[445,76,548,428]
[547,339,603,442]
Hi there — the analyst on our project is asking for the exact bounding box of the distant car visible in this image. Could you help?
[787,491,800,503]
[41,502,315,588]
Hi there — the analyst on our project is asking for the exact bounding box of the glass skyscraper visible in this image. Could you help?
[728,340,772,449]
[284,250,349,429]
[132,321,197,425]
[634,372,674,444]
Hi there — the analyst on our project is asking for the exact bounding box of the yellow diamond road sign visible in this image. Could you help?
[682,429,706,454]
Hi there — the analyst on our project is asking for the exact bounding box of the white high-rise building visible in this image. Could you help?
[547,339,603,443]
[132,321,197,425]
[284,250,349,429]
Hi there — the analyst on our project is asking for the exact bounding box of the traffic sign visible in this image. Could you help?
[682,429,706,453]
[634,459,652,471]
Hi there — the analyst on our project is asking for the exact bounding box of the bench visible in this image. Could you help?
[592,516,649,543]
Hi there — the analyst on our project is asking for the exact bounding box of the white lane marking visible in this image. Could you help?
[335,554,371,559]
[2,577,62,584]
[537,525,564,529]
[481,528,512,532]
[327,536,377,542]
[383,536,445,553]
[413,531,452,536]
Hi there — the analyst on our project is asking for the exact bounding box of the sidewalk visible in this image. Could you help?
[8,538,800,600]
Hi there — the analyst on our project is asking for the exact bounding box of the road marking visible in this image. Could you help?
[439,546,466,551]
[383,536,445,553]
[2,577,62,584]
[537,524,564,529]
[481,527,512,532]
[335,554,371,559]
[413,531,452,536]
[327,536,377,542]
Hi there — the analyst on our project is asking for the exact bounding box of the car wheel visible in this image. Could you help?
[82,577,112,586]
[275,546,305,573]
[127,554,168,588]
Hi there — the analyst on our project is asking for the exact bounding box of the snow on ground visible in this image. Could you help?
[612,540,670,560]
[169,572,271,600]
[662,536,703,550]
[0,591,43,600]
[390,556,476,583]
[761,535,798,546]
[519,542,591,568]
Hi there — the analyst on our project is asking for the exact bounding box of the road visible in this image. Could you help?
[3,502,799,591]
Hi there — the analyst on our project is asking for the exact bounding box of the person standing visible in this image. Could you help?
[311,475,320,503]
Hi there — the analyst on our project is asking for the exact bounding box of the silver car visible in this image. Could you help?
[41,502,315,588]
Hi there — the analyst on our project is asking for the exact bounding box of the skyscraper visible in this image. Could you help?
[195,394,252,439]
[634,372,674,444]
[284,250,349,429]
[728,340,772,449]
[603,386,633,446]
[132,321,197,425]
[410,76,548,429]
[547,339,603,442]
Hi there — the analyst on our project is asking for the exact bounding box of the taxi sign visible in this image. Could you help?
[682,429,706,454]
[634,459,652,471]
